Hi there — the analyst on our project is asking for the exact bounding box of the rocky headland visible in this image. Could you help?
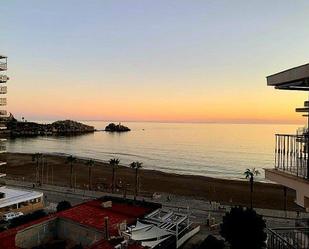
[105,123,130,132]
[1,114,95,137]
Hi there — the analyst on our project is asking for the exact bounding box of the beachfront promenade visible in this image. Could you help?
[4,177,308,229]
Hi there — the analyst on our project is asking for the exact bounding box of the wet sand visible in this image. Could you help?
[0,152,301,211]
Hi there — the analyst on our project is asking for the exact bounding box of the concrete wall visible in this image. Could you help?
[15,218,57,248]
[56,218,104,247]
[265,169,309,211]
[15,217,104,248]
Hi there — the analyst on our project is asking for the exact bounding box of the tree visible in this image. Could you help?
[109,158,120,193]
[198,235,224,249]
[32,153,43,183]
[56,200,72,212]
[130,161,143,201]
[85,159,95,190]
[220,207,267,249]
[244,168,260,209]
[66,155,77,188]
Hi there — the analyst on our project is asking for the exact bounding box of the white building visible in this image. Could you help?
[124,208,200,248]
[0,55,44,215]
[265,63,309,211]
[0,184,43,214]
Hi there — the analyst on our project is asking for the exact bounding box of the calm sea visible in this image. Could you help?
[6,122,300,180]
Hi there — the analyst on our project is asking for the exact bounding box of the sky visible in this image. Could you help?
[1,0,309,123]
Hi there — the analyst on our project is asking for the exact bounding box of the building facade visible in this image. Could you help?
[0,55,44,216]
[265,63,309,211]
[0,55,8,167]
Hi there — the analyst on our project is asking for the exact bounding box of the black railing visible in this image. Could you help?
[0,62,7,71]
[275,134,309,180]
[267,227,309,249]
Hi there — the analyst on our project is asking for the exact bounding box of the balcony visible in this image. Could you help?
[0,110,7,117]
[0,144,6,153]
[0,63,7,71]
[274,134,309,180]
[0,75,9,83]
[0,98,7,106]
[267,227,309,249]
[0,86,7,94]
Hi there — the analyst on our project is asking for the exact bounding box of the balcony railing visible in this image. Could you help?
[267,227,309,249]
[0,86,7,94]
[0,75,8,82]
[0,110,7,116]
[0,145,6,152]
[275,134,309,180]
[0,63,7,71]
[0,98,6,106]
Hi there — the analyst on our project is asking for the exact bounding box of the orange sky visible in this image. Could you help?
[2,1,309,123]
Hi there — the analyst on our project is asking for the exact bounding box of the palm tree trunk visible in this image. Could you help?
[134,168,138,201]
[70,163,73,188]
[250,177,253,209]
[112,167,115,193]
[88,167,91,190]
[36,160,39,183]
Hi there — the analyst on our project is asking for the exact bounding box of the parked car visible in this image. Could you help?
[2,212,23,221]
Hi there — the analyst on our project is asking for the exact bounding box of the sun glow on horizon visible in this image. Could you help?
[2,1,309,124]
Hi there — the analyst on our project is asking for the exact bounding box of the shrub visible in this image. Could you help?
[9,210,47,228]
[56,200,72,212]
[220,207,267,249]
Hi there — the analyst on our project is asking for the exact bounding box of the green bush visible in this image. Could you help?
[220,207,267,249]
[56,200,72,212]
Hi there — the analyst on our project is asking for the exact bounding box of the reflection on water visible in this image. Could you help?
[7,122,300,180]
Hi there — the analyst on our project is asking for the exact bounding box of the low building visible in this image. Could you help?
[0,197,159,249]
[124,208,200,248]
[0,185,43,215]
[0,197,200,249]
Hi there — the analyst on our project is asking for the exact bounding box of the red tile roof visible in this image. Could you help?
[0,199,152,249]
[58,200,151,236]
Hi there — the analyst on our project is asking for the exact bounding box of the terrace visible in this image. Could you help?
[274,133,309,180]
[267,227,309,249]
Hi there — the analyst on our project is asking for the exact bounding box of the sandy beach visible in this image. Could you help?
[0,152,302,211]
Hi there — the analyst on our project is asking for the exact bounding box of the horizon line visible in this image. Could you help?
[29,118,305,126]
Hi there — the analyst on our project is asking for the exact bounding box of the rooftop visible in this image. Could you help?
[58,199,153,236]
[0,186,43,208]
[267,63,309,90]
[0,197,157,249]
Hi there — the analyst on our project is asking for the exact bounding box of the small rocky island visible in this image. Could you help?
[2,114,95,137]
[105,123,130,132]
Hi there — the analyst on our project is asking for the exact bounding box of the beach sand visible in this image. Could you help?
[0,152,302,211]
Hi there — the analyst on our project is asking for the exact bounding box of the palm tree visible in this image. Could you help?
[32,153,43,183]
[109,158,120,193]
[85,159,95,190]
[66,155,77,188]
[130,161,143,201]
[244,168,260,209]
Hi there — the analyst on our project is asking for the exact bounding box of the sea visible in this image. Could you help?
[6,121,300,181]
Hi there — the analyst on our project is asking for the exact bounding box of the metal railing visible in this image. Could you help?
[267,227,309,249]
[0,63,7,71]
[0,75,8,82]
[0,86,7,94]
[0,98,6,106]
[0,110,7,116]
[275,134,309,180]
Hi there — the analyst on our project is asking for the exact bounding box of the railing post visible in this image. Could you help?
[307,134,309,180]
